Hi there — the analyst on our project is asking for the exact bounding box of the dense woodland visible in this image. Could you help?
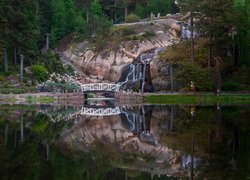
[0,0,250,92]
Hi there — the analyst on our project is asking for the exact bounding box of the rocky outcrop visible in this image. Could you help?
[59,18,181,86]
[150,55,174,91]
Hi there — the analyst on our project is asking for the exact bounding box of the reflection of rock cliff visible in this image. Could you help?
[58,111,188,177]
[58,18,181,89]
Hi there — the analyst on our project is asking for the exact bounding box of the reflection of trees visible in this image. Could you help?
[0,107,90,179]
[0,105,249,179]
[156,105,250,178]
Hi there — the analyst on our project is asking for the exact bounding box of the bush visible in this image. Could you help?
[125,14,140,23]
[175,62,215,91]
[142,31,155,38]
[35,51,66,75]
[0,87,36,94]
[122,28,136,36]
[0,75,4,81]
[222,82,240,91]
[42,82,80,92]
[31,65,48,82]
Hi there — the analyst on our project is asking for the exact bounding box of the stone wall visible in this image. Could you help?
[114,92,144,105]
[0,93,85,106]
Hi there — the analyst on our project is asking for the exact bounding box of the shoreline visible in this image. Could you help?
[144,93,250,105]
[0,92,250,105]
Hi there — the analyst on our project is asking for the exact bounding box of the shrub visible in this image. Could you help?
[35,51,66,75]
[122,28,136,36]
[142,31,155,38]
[0,75,4,81]
[175,62,214,91]
[31,65,48,82]
[125,14,140,23]
[222,82,240,91]
[0,87,36,94]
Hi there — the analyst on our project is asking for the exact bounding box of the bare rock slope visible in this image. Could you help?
[59,17,181,86]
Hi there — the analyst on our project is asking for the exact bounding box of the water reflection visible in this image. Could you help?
[0,103,249,179]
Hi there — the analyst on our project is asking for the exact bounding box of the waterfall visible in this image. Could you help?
[141,63,146,92]
[118,47,165,92]
[118,64,135,89]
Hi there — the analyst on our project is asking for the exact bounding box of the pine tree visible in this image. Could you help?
[64,0,77,33]
[51,0,66,41]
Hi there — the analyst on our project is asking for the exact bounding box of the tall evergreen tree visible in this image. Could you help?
[50,0,66,44]
[64,0,77,33]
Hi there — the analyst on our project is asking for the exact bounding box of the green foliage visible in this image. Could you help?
[0,75,4,81]
[31,65,48,82]
[132,0,178,18]
[125,14,140,23]
[50,0,69,44]
[122,28,136,36]
[44,82,80,92]
[0,87,36,94]
[145,94,250,105]
[32,114,49,134]
[144,0,172,15]
[35,51,66,74]
[175,62,214,91]
[222,82,240,91]
[142,31,155,38]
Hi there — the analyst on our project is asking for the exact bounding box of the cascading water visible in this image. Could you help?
[118,47,165,92]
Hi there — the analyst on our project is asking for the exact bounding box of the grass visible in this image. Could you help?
[0,104,36,111]
[145,94,250,105]
[0,87,36,94]
[159,37,208,64]
[25,96,55,103]
[0,97,16,102]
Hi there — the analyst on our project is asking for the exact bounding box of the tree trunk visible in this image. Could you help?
[45,33,50,52]
[14,47,17,67]
[215,103,222,142]
[87,9,89,23]
[191,135,195,180]
[20,55,24,82]
[208,0,213,68]
[124,4,128,20]
[215,57,221,96]
[20,113,24,143]
[46,143,50,161]
[3,48,8,72]
[14,129,17,149]
[208,29,212,68]
[36,0,39,17]
[208,115,212,166]
[170,64,174,92]
[114,0,117,23]
[170,105,174,131]
[190,12,194,63]
[4,124,8,146]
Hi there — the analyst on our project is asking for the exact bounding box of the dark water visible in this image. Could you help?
[0,103,249,179]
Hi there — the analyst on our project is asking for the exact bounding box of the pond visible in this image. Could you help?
[0,101,249,179]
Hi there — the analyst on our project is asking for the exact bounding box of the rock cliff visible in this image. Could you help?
[58,17,181,90]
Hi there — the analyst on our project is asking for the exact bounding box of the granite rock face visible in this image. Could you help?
[59,18,181,90]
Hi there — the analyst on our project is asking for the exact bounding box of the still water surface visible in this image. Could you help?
[0,102,249,179]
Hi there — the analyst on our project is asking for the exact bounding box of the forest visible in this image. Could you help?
[0,0,250,93]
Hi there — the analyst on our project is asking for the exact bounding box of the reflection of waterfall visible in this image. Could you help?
[120,106,158,146]
[51,104,206,177]
[181,155,200,170]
